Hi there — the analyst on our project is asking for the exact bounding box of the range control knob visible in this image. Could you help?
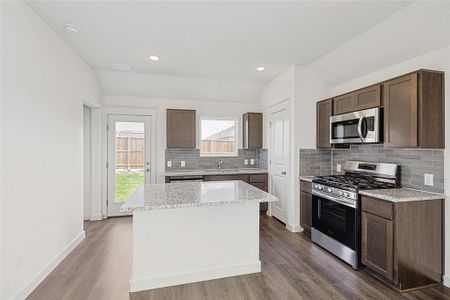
[343,192,349,197]
[327,187,332,193]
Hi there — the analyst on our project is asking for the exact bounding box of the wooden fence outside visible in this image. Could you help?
[201,141,235,153]
[115,137,144,169]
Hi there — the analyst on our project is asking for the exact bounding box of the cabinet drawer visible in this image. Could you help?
[361,196,393,220]
[249,173,267,183]
[300,180,312,194]
[204,174,249,182]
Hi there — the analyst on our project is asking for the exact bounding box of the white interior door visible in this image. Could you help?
[269,109,289,224]
[107,114,152,216]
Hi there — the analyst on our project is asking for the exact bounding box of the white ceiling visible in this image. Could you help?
[27,1,411,83]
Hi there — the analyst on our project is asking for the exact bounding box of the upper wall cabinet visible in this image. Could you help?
[316,99,333,148]
[383,70,444,149]
[333,84,381,115]
[243,112,263,149]
[166,109,196,148]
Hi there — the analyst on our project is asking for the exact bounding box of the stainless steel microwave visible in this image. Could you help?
[330,107,381,144]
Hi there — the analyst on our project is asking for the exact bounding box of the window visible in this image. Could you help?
[200,118,238,157]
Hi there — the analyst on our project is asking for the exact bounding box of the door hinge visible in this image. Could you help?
[106,162,108,168]
[106,124,109,131]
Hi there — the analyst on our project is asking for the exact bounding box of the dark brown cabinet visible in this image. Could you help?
[333,93,355,115]
[333,84,381,115]
[383,71,444,149]
[243,112,263,149]
[316,99,332,148]
[166,109,196,148]
[300,180,312,235]
[361,195,443,291]
[361,211,394,281]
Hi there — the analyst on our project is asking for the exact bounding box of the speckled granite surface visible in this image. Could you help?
[299,176,315,182]
[164,168,268,177]
[359,188,445,203]
[121,180,277,212]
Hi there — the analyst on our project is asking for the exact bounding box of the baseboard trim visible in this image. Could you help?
[443,274,450,287]
[13,231,85,300]
[130,262,261,292]
[286,224,303,233]
[89,214,103,221]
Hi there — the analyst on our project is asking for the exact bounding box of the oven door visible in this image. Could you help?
[312,194,359,251]
[330,107,381,144]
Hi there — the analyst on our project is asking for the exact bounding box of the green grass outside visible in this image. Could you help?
[115,172,144,202]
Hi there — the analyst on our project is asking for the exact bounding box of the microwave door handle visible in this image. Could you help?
[357,116,365,142]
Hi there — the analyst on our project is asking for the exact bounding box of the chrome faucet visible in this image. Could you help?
[217,160,223,170]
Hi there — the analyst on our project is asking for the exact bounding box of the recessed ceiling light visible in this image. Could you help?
[63,24,80,35]
[110,63,131,71]
[256,66,266,72]
[149,55,160,61]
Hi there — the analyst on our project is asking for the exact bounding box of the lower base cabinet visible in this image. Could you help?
[361,196,443,291]
[300,180,312,235]
[361,211,394,281]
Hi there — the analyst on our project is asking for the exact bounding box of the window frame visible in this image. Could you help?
[199,116,239,157]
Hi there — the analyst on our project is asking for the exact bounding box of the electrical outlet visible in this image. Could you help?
[336,164,342,173]
[244,159,248,165]
[167,160,172,168]
[180,161,186,167]
[424,173,434,186]
[250,159,255,165]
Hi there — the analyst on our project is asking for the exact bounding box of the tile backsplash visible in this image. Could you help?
[299,149,332,176]
[166,148,268,170]
[299,145,444,193]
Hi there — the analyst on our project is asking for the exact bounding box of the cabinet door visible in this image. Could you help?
[333,93,355,115]
[243,113,263,149]
[362,211,394,281]
[316,99,332,148]
[166,109,196,148]
[383,73,418,148]
[354,85,381,110]
[300,192,312,234]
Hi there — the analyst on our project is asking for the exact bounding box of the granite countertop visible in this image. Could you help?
[164,168,268,177]
[120,180,277,212]
[299,176,315,182]
[359,188,445,203]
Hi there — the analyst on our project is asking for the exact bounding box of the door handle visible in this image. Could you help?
[146,168,151,172]
[281,171,287,175]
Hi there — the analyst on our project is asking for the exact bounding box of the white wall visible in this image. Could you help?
[1,2,101,299]
[259,66,330,232]
[96,70,264,103]
[83,106,92,220]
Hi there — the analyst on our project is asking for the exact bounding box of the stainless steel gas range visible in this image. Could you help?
[311,161,399,269]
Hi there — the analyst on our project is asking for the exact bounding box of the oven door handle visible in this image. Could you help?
[312,190,356,208]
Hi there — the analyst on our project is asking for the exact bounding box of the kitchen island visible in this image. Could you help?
[121,180,277,293]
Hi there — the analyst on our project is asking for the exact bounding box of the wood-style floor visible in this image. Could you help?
[28,215,450,300]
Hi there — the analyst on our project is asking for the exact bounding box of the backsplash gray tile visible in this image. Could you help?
[258,149,268,170]
[299,149,332,176]
[299,145,444,194]
[331,144,444,193]
[166,148,267,170]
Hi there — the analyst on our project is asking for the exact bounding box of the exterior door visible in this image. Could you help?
[107,115,152,216]
[268,108,289,224]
